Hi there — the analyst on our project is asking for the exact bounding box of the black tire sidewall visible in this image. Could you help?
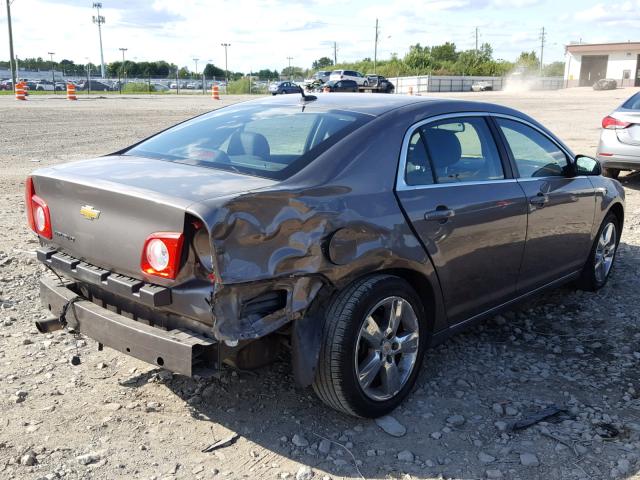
[583,212,620,290]
[337,277,427,417]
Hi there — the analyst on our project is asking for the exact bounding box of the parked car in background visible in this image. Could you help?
[330,70,369,86]
[151,83,170,92]
[597,91,640,178]
[322,80,358,92]
[593,79,617,91]
[471,81,493,92]
[312,70,331,83]
[269,81,301,95]
[365,74,395,93]
[29,94,624,418]
[78,80,113,91]
[34,80,64,91]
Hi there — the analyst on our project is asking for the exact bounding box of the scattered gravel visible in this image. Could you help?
[1,90,640,479]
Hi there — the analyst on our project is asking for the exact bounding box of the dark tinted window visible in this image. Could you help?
[497,118,568,178]
[126,105,370,180]
[622,92,640,110]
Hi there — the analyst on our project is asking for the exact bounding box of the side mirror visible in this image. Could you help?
[574,155,602,176]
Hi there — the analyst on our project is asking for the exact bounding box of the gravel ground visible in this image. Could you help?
[1,88,640,480]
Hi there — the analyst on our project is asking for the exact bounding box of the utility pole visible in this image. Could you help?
[475,27,479,51]
[92,3,106,78]
[333,42,337,65]
[221,43,230,87]
[286,56,293,80]
[119,47,127,93]
[5,0,17,92]
[539,26,546,76]
[373,18,379,74]
[193,58,199,76]
[48,52,55,93]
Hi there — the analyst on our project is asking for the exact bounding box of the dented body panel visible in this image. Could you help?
[30,94,624,381]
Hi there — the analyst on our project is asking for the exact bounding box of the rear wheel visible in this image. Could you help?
[603,168,620,179]
[579,212,619,291]
[313,275,427,417]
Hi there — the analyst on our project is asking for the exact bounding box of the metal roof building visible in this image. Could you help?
[564,42,640,87]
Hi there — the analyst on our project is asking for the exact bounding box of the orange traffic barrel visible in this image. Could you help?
[66,83,77,101]
[211,84,220,100]
[15,82,26,100]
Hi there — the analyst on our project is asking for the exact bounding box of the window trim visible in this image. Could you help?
[396,112,575,191]
[397,112,509,190]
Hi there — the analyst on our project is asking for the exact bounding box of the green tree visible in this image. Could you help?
[312,57,334,69]
[516,51,540,72]
[431,42,458,63]
[204,63,225,79]
[543,61,565,77]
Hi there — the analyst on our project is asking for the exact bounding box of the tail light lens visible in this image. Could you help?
[141,232,184,279]
[602,116,630,129]
[25,176,53,239]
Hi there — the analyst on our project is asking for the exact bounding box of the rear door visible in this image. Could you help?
[494,117,596,292]
[396,114,528,324]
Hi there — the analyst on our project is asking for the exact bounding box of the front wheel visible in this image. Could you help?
[579,212,619,291]
[363,81,369,87]
[313,275,427,417]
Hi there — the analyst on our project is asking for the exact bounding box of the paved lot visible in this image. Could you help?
[1,88,640,480]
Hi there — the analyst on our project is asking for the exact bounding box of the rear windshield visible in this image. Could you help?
[622,93,640,110]
[125,104,370,180]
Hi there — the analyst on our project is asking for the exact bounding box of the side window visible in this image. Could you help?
[496,118,568,178]
[420,117,504,184]
[405,131,435,186]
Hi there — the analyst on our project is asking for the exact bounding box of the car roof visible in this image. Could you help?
[240,92,527,118]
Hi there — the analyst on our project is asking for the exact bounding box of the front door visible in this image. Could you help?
[396,115,528,324]
[494,117,596,293]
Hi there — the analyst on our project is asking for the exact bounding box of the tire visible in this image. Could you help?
[578,212,620,291]
[363,81,369,87]
[312,274,427,417]
[603,168,620,179]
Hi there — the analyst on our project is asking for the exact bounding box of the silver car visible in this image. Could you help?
[597,91,640,178]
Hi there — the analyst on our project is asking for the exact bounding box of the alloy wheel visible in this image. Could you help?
[354,296,420,401]
[594,222,617,283]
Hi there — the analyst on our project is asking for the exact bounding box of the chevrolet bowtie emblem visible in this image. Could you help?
[80,205,101,220]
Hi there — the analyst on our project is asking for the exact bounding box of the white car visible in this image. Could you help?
[329,70,368,86]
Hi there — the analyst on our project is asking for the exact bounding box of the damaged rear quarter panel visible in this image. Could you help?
[188,105,447,342]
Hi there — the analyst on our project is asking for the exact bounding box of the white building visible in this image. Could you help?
[564,42,640,87]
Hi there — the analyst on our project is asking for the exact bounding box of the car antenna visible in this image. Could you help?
[299,86,317,104]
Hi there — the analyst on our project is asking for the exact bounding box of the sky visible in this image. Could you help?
[1,0,640,73]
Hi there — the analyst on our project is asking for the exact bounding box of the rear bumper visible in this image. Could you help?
[40,276,215,376]
[597,153,640,171]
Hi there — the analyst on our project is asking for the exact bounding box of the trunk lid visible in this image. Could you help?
[614,110,640,146]
[32,155,276,279]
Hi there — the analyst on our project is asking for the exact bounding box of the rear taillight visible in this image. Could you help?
[602,116,630,129]
[141,232,184,279]
[25,176,52,239]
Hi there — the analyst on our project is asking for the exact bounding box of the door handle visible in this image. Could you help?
[529,193,549,207]
[424,207,455,222]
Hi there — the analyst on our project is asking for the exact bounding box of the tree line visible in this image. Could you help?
[1,42,564,80]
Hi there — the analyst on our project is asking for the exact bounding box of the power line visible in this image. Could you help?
[92,3,106,78]
[539,26,546,75]
[373,18,379,74]
[286,56,294,80]
[5,0,16,91]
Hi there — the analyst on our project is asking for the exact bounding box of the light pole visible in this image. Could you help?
[221,43,230,87]
[193,57,199,77]
[5,0,17,92]
[92,2,106,78]
[286,56,293,80]
[119,47,127,93]
[48,52,56,93]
